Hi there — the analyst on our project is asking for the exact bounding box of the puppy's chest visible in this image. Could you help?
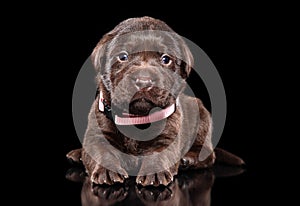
[120,130,179,155]
[123,138,139,154]
[115,111,182,154]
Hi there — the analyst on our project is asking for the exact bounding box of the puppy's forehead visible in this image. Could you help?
[109,30,184,58]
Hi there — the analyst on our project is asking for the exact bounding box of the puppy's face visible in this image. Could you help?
[92,17,193,116]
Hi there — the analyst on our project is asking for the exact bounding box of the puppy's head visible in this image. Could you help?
[92,17,194,116]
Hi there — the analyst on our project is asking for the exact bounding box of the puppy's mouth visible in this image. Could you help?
[111,91,157,117]
[128,87,168,116]
[112,87,176,118]
[129,97,155,116]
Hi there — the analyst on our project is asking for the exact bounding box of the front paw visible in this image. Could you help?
[91,165,129,185]
[66,148,82,163]
[136,170,173,186]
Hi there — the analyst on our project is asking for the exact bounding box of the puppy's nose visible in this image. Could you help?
[135,76,154,90]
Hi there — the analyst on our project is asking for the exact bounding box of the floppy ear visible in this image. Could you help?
[91,20,129,73]
[91,32,115,73]
[178,42,194,79]
[183,43,194,78]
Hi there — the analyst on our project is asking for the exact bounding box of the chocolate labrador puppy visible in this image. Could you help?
[67,16,244,187]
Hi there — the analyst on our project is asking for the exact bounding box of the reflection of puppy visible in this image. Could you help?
[65,166,245,206]
[67,16,244,187]
[65,167,214,206]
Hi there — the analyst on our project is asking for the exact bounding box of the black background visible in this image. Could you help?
[23,3,282,205]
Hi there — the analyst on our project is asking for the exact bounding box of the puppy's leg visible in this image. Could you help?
[82,102,130,185]
[66,148,82,163]
[179,98,215,170]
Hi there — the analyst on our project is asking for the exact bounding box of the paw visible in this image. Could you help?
[66,148,82,163]
[180,156,202,169]
[180,152,215,170]
[136,170,173,186]
[91,166,129,185]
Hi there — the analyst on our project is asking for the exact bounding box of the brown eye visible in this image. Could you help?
[161,54,172,65]
[117,51,129,62]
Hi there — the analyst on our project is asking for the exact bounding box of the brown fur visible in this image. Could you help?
[67,16,243,187]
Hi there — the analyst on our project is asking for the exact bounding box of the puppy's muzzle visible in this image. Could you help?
[131,69,158,90]
[135,77,153,90]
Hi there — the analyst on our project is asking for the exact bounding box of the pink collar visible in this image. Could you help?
[98,91,175,125]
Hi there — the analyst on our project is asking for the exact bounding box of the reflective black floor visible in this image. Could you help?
[63,164,251,206]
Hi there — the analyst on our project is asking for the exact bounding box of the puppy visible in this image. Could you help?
[67,16,244,187]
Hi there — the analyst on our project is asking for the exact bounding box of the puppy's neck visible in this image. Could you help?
[97,90,176,126]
